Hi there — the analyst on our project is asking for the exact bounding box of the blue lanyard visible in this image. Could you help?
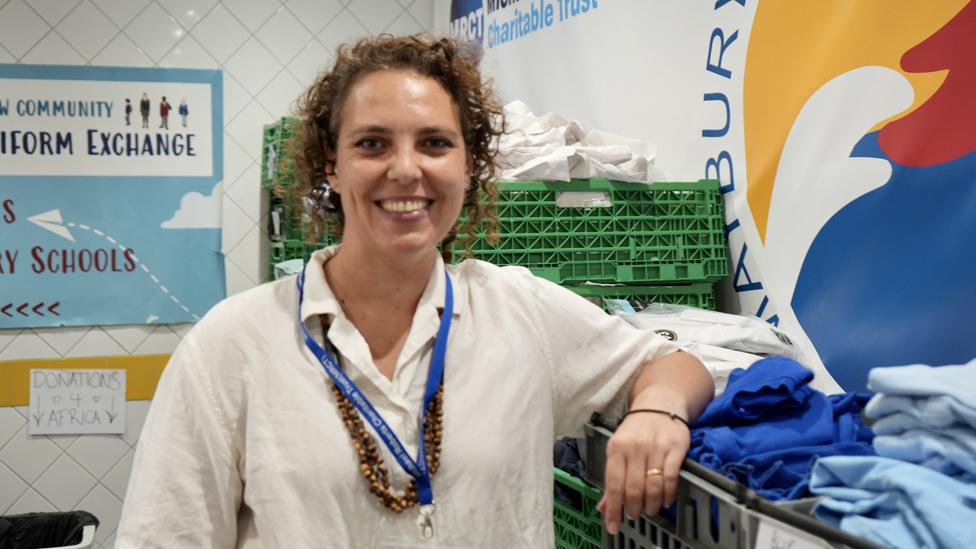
[296,265,453,507]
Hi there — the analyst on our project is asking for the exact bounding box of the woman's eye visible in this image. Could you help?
[356,138,383,150]
[425,138,452,149]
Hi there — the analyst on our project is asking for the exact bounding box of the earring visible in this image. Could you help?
[303,182,333,216]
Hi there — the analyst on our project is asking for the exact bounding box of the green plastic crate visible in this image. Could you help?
[268,191,312,242]
[268,237,335,280]
[463,179,728,285]
[261,118,297,189]
[268,226,337,277]
[553,467,602,549]
[269,239,311,264]
[569,283,715,313]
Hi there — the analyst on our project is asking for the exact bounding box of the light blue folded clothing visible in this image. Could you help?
[870,410,930,433]
[867,361,976,404]
[866,394,976,431]
[811,456,976,549]
[873,427,976,479]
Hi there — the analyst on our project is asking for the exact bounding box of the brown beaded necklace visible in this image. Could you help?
[331,382,444,513]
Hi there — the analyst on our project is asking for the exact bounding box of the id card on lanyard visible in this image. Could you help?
[296,265,454,539]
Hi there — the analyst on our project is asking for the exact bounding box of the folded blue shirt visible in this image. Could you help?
[695,356,815,427]
[811,456,976,549]
[873,427,976,479]
[867,361,976,408]
[865,362,976,481]
[718,441,875,500]
[689,357,874,500]
[866,394,976,431]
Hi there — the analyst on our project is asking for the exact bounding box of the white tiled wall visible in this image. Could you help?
[0,1,436,546]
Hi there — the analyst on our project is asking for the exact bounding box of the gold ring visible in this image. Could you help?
[645,467,663,477]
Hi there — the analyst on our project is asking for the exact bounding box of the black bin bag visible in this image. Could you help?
[0,511,98,549]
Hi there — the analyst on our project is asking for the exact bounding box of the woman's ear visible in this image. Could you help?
[324,149,339,191]
[325,164,337,187]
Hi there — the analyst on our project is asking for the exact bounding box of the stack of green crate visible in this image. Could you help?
[460,179,727,548]
[462,178,728,313]
[260,117,297,190]
[262,117,335,279]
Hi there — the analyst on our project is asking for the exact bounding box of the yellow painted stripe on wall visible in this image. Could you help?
[0,355,170,407]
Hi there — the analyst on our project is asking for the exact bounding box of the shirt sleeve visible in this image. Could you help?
[521,272,682,438]
[115,332,242,548]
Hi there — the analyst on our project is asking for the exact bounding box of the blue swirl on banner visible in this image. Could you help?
[793,131,976,391]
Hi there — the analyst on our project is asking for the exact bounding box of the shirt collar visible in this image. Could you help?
[299,245,464,325]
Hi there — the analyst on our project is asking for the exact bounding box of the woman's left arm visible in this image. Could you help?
[598,350,714,535]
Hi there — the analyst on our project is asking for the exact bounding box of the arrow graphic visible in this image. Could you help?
[28,209,75,242]
[107,394,118,423]
[64,223,200,321]
[1,302,61,318]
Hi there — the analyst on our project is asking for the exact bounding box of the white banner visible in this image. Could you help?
[0,79,212,176]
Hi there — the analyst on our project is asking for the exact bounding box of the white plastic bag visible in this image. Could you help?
[620,303,799,359]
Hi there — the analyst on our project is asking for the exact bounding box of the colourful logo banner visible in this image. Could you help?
[451,0,976,391]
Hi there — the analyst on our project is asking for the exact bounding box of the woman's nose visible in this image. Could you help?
[387,146,422,184]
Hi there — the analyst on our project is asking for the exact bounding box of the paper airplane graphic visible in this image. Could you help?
[27,209,75,242]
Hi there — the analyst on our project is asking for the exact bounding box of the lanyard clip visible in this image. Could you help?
[417,504,435,540]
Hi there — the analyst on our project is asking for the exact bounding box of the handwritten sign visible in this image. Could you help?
[754,518,830,549]
[28,369,126,435]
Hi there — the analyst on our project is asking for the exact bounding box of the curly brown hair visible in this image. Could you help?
[289,33,504,262]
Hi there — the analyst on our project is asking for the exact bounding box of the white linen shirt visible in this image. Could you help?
[116,246,680,548]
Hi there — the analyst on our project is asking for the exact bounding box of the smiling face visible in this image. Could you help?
[327,69,469,263]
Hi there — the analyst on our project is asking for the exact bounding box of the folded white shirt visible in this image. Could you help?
[679,342,763,395]
[496,100,664,183]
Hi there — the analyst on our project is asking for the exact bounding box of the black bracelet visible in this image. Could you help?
[623,408,690,429]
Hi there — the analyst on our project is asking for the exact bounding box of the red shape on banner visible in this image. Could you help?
[1,304,11,317]
[16,303,28,317]
[32,303,44,316]
[48,302,60,316]
[878,0,976,167]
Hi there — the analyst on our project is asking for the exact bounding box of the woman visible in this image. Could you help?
[117,34,713,547]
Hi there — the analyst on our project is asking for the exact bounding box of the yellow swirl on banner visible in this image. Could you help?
[744,0,967,240]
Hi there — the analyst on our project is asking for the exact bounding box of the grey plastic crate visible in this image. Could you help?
[584,421,884,549]
[604,466,746,549]
[586,422,745,548]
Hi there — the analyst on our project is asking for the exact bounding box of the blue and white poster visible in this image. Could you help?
[0,64,224,328]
